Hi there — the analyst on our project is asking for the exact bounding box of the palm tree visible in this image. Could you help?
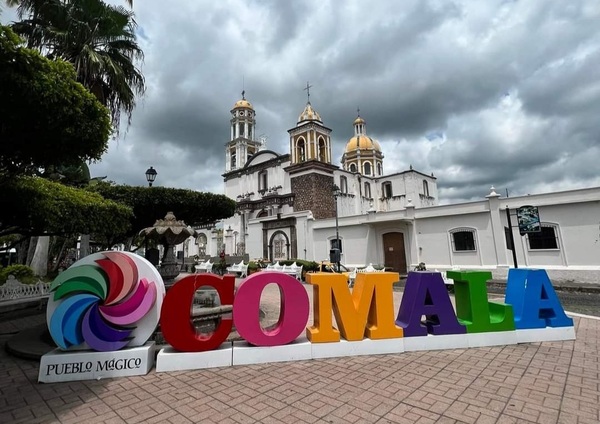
[6,0,144,132]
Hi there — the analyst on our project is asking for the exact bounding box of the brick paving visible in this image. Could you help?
[1,283,599,423]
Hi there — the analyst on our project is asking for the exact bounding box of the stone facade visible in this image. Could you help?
[291,173,336,219]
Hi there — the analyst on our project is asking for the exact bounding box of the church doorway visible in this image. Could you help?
[382,232,407,274]
[269,231,289,262]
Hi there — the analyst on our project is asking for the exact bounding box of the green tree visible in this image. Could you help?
[88,182,237,240]
[7,0,144,131]
[0,25,111,178]
[0,177,133,241]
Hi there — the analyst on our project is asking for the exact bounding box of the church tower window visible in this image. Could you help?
[364,162,372,176]
[423,180,430,197]
[296,139,306,162]
[349,163,357,173]
[318,137,327,161]
[231,152,236,169]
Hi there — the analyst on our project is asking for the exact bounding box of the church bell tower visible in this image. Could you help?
[225,92,262,172]
[286,83,338,219]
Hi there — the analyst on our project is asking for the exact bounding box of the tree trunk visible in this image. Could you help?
[79,234,90,259]
[30,235,50,277]
[17,237,29,265]
[26,236,38,266]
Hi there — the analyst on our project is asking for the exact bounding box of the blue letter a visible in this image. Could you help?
[505,269,573,329]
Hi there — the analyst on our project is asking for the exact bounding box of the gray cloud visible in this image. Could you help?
[3,0,600,204]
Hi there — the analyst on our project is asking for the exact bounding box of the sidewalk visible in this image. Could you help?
[1,281,599,423]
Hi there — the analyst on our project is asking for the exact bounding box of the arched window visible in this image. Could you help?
[450,228,477,252]
[230,152,236,169]
[318,137,327,162]
[364,182,371,198]
[256,210,268,218]
[382,182,392,198]
[340,176,348,194]
[423,180,430,197]
[297,138,306,162]
[349,163,357,173]
[364,162,372,176]
[377,163,382,176]
[258,170,268,191]
[238,123,244,136]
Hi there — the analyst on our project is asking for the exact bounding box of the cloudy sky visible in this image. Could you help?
[4,1,600,203]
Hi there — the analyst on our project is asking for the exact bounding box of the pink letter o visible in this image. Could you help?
[233,271,309,346]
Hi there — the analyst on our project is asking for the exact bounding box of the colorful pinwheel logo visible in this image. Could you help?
[47,251,164,352]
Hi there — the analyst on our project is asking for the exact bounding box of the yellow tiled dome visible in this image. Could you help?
[344,135,381,153]
[297,103,322,124]
[233,99,254,109]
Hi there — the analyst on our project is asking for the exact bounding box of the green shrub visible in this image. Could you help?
[0,264,36,285]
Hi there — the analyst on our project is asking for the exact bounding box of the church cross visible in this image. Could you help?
[304,81,313,103]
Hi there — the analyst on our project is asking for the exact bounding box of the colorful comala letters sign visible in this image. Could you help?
[40,251,576,382]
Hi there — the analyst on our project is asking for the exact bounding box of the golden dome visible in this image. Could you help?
[297,102,322,124]
[344,135,382,153]
[233,98,254,110]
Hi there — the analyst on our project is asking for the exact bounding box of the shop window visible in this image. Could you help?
[450,228,476,252]
[528,224,559,250]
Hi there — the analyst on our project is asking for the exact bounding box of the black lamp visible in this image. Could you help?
[145,166,157,187]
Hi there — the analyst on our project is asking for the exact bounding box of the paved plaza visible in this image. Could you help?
[1,282,599,424]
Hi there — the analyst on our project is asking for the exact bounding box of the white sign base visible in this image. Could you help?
[516,326,576,344]
[39,342,155,383]
[156,343,233,372]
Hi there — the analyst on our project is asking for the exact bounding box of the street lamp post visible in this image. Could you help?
[332,184,341,272]
[145,166,157,187]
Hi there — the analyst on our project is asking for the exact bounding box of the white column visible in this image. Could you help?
[291,137,295,163]
[486,188,508,267]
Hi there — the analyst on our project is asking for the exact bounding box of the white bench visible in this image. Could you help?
[266,262,303,279]
[194,260,213,273]
[266,261,282,271]
[226,261,248,278]
[282,262,303,280]
[349,264,385,287]
[0,275,51,311]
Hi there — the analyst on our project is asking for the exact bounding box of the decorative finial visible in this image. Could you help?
[410,164,413,170]
[304,81,312,103]
[241,90,245,100]
[486,186,500,198]
[357,107,360,117]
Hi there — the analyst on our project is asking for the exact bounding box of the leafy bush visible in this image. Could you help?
[0,264,36,285]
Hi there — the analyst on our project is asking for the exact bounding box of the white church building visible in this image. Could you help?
[185,93,600,284]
